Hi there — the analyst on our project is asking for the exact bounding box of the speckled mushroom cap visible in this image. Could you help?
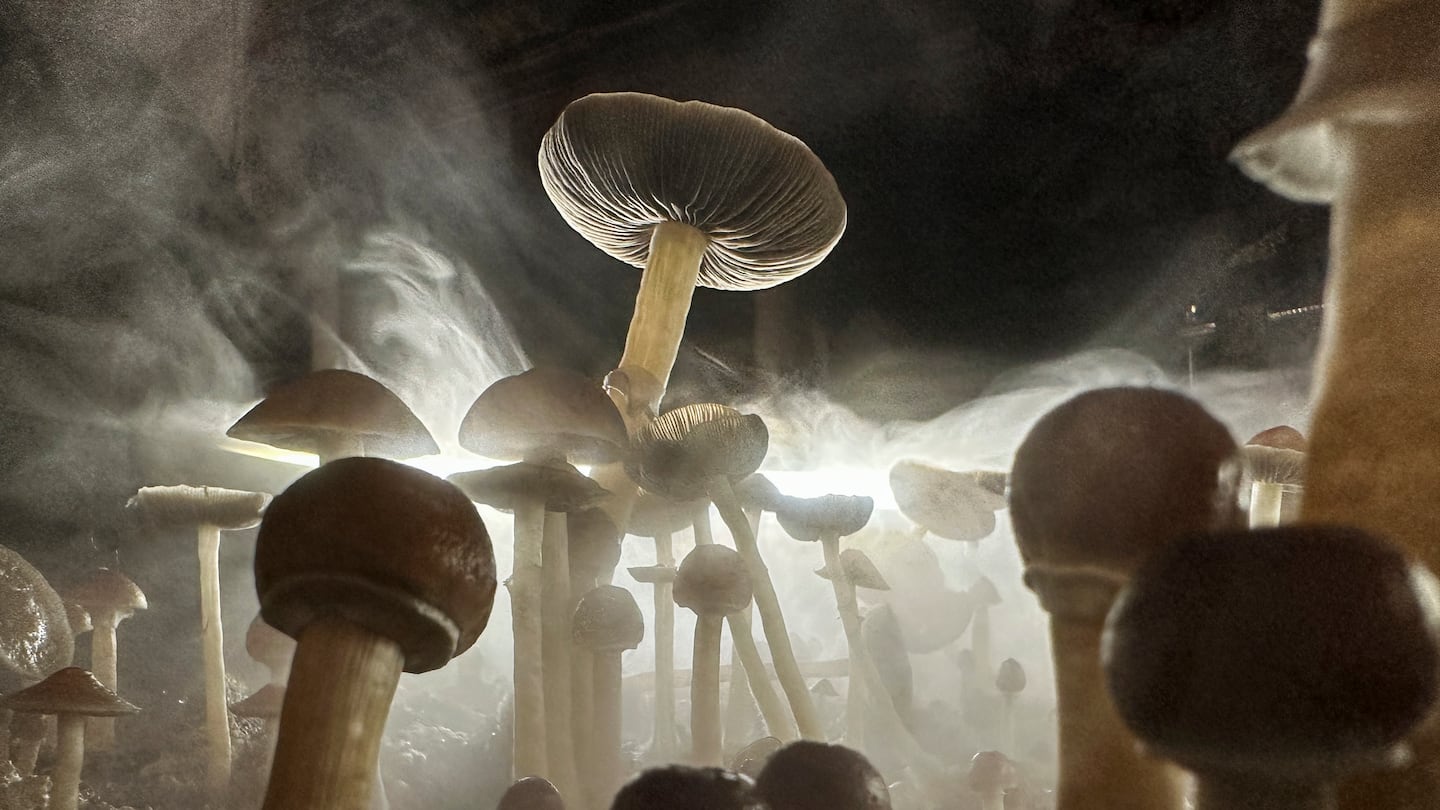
[995,658,1027,695]
[539,92,847,291]
[498,776,566,810]
[65,569,147,618]
[775,495,875,542]
[966,751,1018,794]
[755,741,892,810]
[255,457,496,674]
[227,368,439,459]
[674,545,752,617]
[0,667,138,717]
[628,404,769,500]
[889,461,1005,543]
[1103,525,1440,782]
[611,765,764,810]
[627,491,706,538]
[128,485,271,529]
[448,462,609,513]
[731,736,784,780]
[1243,425,1307,487]
[0,546,73,686]
[458,367,627,465]
[229,682,285,719]
[572,584,645,652]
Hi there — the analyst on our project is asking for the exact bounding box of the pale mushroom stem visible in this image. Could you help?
[613,221,710,418]
[724,611,759,750]
[726,609,798,742]
[197,523,232,794]
[708,478,823,740]
[263,616,402,810]
[1249,481,1285,529]
[590,651,624,806]
[318,434,367,466]
[692,614,724,766]
[1050,617,1187,810]
[693,504,714,546]
[51,713,84,810]
[540,512,581,803]
[977,787,1005,810]
[653,532,676,759]
[972,605,994,688]
[821,538,868,747]
[1196,775,1331,810]
[88,610,120,750]
[511,495,548,779]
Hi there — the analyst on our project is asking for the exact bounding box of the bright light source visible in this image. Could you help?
[216,437,318,469]
[763,468,896,510]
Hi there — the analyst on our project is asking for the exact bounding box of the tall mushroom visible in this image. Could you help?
[1008,386,1241,810]
[995,658,1026,756]
[254,457,497,810]
[967,576,1003,685]
[1105,525,1440,810]
[567,506,624,785]
[61,568,141,752]
[0,667,138,810]
[1241,426,1306,529]
[754,740,892,810]
[127,484,269,790]
[572,584,644,807]
[673,544,753,766]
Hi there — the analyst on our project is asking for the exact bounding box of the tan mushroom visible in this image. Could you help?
[1241,426,1306,529]
[673,544,753,766]
[572,585,644,806]
[995,658,1027,756]
[967,751,1017,810]
[61,568,141,752]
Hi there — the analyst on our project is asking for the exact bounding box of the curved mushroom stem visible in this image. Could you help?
[51,713,84,810]
[590,652,624,807]
[1196,775,1332,810]
[263,615,403,810]
[614,221,710,417]
[708,478,823,740]
[726,609,798,742]
[724,611,759,750]
[198,523,232,795]
[1249,481,1285,529]
[692,504,714,546]
[692,614,724,766]
[88,610,121,750]
[821,538,869,747]
[511,495,548,779]
[541,512,581,802]
[653,532,676,759]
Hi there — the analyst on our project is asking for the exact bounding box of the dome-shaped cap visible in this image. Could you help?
[0,667,139,717]
[498,776,566,810]
[816,548,889,590]
[734,474,784,514]
[612,765,763,810]
[539,92,847,291]
[966,751,1017,794]
[755,741,891,810]
[1247,425,1307,453]
[448,462,609,514]
[255,457,497,674]
[776,495,874,542]
[0,546,73,686]
[129,485,270,530]
[572,584,645,652]
[889,462,1005,542]
[65,569,147,615]
[64,603,91,636]
[458,367,627,465]
[1104,524,1440,781]
[227,369,438,459]
[995,658,1027,694]
[229,682,286,719]
[628,404,769,500]
[674,544,752,616]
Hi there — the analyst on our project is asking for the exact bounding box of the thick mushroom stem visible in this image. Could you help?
[1197,777,1331,810]
[263,616,404,810]
[708,479,822,740]
[511,494,548,779]
[726,610,798,742]
[51,713,84,810]
[197,523,231,793]
[692,614,725,766]
[540,513,580,801]
[1249,481,1286,529]
[591,651,624,804]
[89,610,121,748]
[653,533,676,758]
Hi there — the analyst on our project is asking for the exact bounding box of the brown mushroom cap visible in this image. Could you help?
[229,682,286,719]
[612,765,764,810]
[889,461,1005,543]
[572,584,645,653]
[498,775,567,810]
[626,491,707,538]
[775,494,874,542]
[674,544,753,616]
[128,485,271,529]
[227,368,439,458]
[995,658,1027,695]
[457,367,627,465]
[65,569,148,617]
[447,462,609,513]
[255,457,497,674]
[966,751,1017,794]
[1247,425,1306,453]
[1104,524,1440,781]
[755,740,892,810]
[0,546,73,687]
[538,92,847,291]
[628,404,769,501]
[0,667,138,717]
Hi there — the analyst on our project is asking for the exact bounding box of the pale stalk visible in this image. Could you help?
[976,787,1005,810]
[727,609,797,742]
[590,653,624,807]
[1249,481,1285,529]
[317,434,366,466]
[724,609,759,751]
[1002,693,1017,755]
[653,532,676,759]
[87,611,120,750]
[822,539,868,747]
[692,614,724,766]
[510,495,548,779]
[692,504,714,546]
[198,523,231,795]
[540,512,581,802]
[1197,776,1333,810]
[51,714,84,810]
[972,606,994,690]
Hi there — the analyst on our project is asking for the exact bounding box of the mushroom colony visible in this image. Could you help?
[6,3,1440,810]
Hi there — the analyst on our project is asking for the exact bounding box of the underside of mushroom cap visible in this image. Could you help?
[0,546,74,685]
[227,368,439,458]
[448,461,609,513]
[775,494,875,542]
[889,461,1004,542]
[458,367,627,465]
[1242,444,1306,487]
[0,667,139,717]
[572,584,645,652]
[628,404,769,500]
[539,92,847,291]
[129,485,271,529]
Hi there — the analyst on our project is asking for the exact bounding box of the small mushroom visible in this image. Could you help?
[967,751,1017,810]
[995,659,1027,756]
[674,544,753,766]
[573,585,645,806]
[255,457,497,809]
[246,614,296,689]
[498,775,566,810]
[754,740,892,810]
[1242,426,1306,529]
[611,765,763,810]
[61,568,142,752]
[731,735,783,780]
[967,576,1003,686]
[816,549,891,592]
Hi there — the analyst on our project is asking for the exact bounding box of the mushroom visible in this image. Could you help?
[1009,386,1241,810]
[816,548,891,593]
[888,462,1007,548]
[1241,426,1306,529]
[63,604,91,639]
[630,404,817,741]
[127,484,269,790]
[0,667,138,810]
[1104,525,1440,810]
[611,765,763,810]
[246,614,296,690]
[572,585,645,806]
[567,506,624,779]
[674,544,753,766]
[858,604,913,741]
[995,658,1027,756]
[730,735,783,780]
[254,457,497,809]
[60,568,142,752]
[852,531,973,654]
[966,576,1003,686]
[967,751,1017,810]
[0,544,74,773]
[498,775,567,810]
[754,740,892,810]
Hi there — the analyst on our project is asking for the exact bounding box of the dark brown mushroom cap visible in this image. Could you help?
[499,776,567,810]
[755,741,892,810]
[573,585,645,652]
[229,682,285,719]
[995,658,1027,695]
[0,667,138,717]
[966,751,1017,794]
[569,507,623,582]
[1009,387,1240,579]
[255,457,497,674]
[128,485,271,530]
[227,369,439,458]
[1247,426,1306,453]
[64,568,148,616]
[611,765,763,810]
[245,614,295,671]
[731,736,784,780]
[776,495,874,542]
[1103,525,1440,781]
[538,92,847,292]
[734,474,784,514]
[448,462,609,514]
[816,549,890,590]
[627,491,707,538]
[0,546,73,686]
[628,565,677,585]
[458,367,627,465]
[674,545,753,617]
[628,404,769,501]
[888,461,1004,543]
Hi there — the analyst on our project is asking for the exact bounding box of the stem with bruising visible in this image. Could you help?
[653,532,676,759]
[692,614,724,766]
[541,512,581,803]
[198,523,232,795]
[511,495,548,779]
[51,713,84,810]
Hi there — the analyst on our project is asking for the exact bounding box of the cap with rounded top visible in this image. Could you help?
[611,765,763,810]
[498,775,566,810]
[227,368,438,459]
[732,736,784,779]
[776,495,875,542]
[245,615,295,673]
[1243,426,1307,487]
[229,682,285,719]
[996,658,1027,695]
[539,92,847,292]
[0,667,139,717]
[0,546,74,685]
[458,367,627,465]
[66,569,148,616]
[755,740,892,810]
[626,491,706,538]
[448,462,609,513]
[128,485,270,529]
[674,545,753,616]
[889,461,1005,543]
[64,603,91,637]
[967,751,1018,795]
[255,456,497,673]
[628,404,769,500]
[572,585,645,652]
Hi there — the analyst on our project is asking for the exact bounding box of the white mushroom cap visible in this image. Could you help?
[129,485,271,530]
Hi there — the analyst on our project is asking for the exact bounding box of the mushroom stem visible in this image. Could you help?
[541,512,581,802]
[653,532,676,759]
[1001,693,1017,756]
[972,605,994,688]
[317,434,367,466]
[1050,616,1186,810]
[51,713,84,810]
[614,221,710,417]
[88,611,120,750]
[262,615,403,810]
[511,495,548,779]
[1249,481,1285,529]
[198,523,232,794]
[590,652,624,806]
[821,538,868,747]
[727,609,798,742]
[1196,775,1332,810]
[708,478,822,740]
[724,614,758,749]
[977,788,1005,810]
[692,614,724,766]
[693,504,714,546]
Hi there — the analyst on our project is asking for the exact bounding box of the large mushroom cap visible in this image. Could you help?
[227,368,439,458]
[539,92,847,291]
[1104,524,1440,781]
[498,775,566,810]
[255,457,497,673]
[755,741,892,810]
[448,462,609,513]
[611,765,763,810]
[775,494,875,542]
[733,474,784,514]
[628,404,769,500]
[128,485,271,529]
[0,546,73,686]
[674,544,752,616]
[64,568,147,617]
[0,667,138,717]
[458,367,627,465]
[888,461,1005,542]
[572,584,645,652]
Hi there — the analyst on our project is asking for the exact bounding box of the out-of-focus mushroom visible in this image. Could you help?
[1009,387,1241,810]
[967,751,1017,810]
[458,367,627,467]
[1105,525,1440,810]
[498,775,567,810]
[0,544,73,771]
[63,604,91,639]
[246,614,296,689]
[1241,426,1306,529]
[816,549,891,593]
[610,765,763,810]
[859,605,913,741]
[754,740,892,810]
[255,457,496,809]
[567,505,624,777]
[674,544,753,766]
[995,659,1027,756]
[0,667,138,810]
[230,682,286,722]
[227,368,438,463]
[810,679,839,699]
[61,568,142,752]
[573,585,645,807]
[889,461,1007,546]
[731,736,783,780]
[128,484,269,789]
[967,576,1003,685]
